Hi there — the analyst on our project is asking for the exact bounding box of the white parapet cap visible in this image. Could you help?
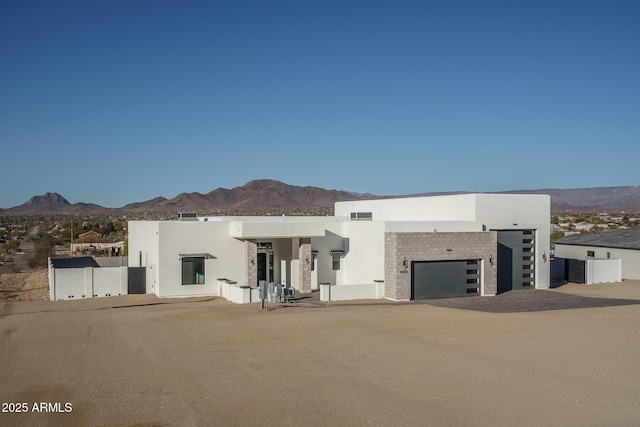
[385,220,485,233]
[229,218,327,239]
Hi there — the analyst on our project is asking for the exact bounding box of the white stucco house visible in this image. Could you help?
[128,193,550,302]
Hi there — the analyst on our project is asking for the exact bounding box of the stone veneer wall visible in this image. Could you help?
[385,232,497,300]
[298,238,311,294]
[244,239,257,287]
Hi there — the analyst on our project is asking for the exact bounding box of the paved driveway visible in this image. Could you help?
[421,288,640,312]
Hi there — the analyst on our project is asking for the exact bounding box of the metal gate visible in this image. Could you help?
[565,259,586,284]
[127,267,146,294]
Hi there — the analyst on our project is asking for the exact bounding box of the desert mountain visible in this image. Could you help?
[21,192,71,209]
[2,180,640,214]
[494,187,640,213]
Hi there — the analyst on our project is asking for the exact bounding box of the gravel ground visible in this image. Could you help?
[1,282,640,426]
[0,269,49,302]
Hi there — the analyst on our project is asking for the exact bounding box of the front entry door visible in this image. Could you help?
[257,252,267,284]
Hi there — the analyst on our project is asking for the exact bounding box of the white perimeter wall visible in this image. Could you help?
[49,266,127,301]
[586,258,622,284]
[556,244,640,280]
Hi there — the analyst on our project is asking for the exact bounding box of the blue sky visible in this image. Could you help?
[2,0,639,208]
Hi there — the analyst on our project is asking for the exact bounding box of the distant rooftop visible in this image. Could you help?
[555,227,640,250]
[50,256,100,269]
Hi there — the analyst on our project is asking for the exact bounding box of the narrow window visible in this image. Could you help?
[332,252,341,270]
[311,252,317,271]
[182,257,205,285]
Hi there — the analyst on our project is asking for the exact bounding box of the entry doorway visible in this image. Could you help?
[496,230,536,293]
[257,253,267,284]
[256,251,275,285]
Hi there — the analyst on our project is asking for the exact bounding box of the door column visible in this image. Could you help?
[244,240,257,286]
[298,238,311,294]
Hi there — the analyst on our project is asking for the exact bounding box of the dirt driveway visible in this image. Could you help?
[1,283,640,426]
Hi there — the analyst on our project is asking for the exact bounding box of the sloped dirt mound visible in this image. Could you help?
[0,269,49,301]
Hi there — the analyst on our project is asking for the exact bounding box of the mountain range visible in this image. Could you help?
[2,179,640,215]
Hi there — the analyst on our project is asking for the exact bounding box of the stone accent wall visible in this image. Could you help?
[385,232,497,300]
[244,239,257,287]
[298,238,312,294]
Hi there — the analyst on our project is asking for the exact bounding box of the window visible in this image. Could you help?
[332,252,341,270]
[311,251,317,271]
[587,250,595,258]
[182,257,205,285]
[350,212,372,221]
[178,212,198,221]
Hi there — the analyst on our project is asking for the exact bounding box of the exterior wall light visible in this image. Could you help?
[489,255,494,266]
[543,251,547,262]
[401,257,409,273]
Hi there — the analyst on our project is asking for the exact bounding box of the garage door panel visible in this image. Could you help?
[412,260,479,299]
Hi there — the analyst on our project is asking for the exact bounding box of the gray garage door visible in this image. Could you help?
[411,260,480,299]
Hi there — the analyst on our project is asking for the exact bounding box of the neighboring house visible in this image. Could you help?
[77,231,102,239]
[555,227,640,281]
[72,241,125,257]
[128,193,550,303]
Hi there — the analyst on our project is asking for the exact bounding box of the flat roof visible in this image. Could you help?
[555,227,640,250]
[50,256,100,268]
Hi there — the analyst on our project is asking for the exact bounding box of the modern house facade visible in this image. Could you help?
[128,194,551,302]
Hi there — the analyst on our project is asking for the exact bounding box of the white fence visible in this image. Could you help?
[586,258,622,285]
[49,266,128,301]
[320,282,385,302]
[217,279,260,304]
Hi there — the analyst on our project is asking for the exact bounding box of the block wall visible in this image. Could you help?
[385,232,497,300]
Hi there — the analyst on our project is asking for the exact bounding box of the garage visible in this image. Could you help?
[411,260,480,299]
